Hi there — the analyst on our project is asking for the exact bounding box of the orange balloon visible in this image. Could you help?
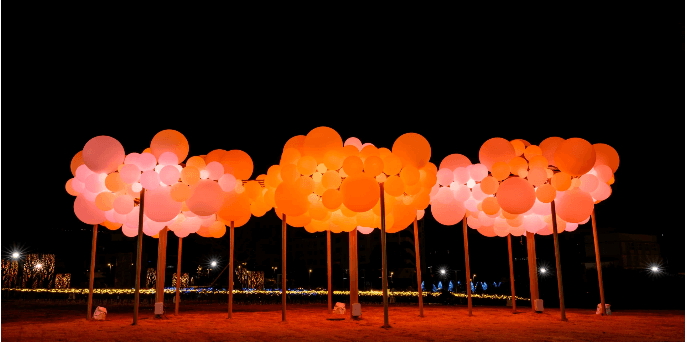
[297,155,318,176]
[283,135,306,154]
[480,176,499,195]
[274,181,310,217]
[356,210,375,228]
[378,147,391,159]
[392,133,431,169]
[95,192,116,211]
[539,137,565,167]
[384,175,405,196]
[439,154,471,171]
[280,164,300,183]
[555,188,594,223]
[302,127,343,164]
[186,179,224,216]
[309,201,329,221]
[244,181,263,201]
[66,179,79,196]
[280,148,301,166]
[496,177,536,214]
[180,166,200,185]
[491,162,511,181]
[285,212,311,228]
[510,140,526,157]
[296,176,315,194]
[359,145,380,161]
[413,192,431,210]
[363,156,384,177]
[263,189,276,208]
[527,167,548,187]
[400,166,419,186]
[70,151,84,176]
[170,183,192,202]
[322,189,343,210]
[554,138,596,177]
[523,145,542,160]
[186,156,206,170]
[382,153,403,176]
[340,174,380,212]
[528,155,548,170]
[314,182,326,196]
[404,181,422,196]
[342,156,364,177]
[593,143,620,173]
[482,197,500,215]
[419,163,438,187]
[323,148,345,171]
[220,150,253,180]
[551,172,572,191]
[508,157,528,176]
[150,129,189,163]
[101,220,122,231]
[322,170,342,190]
[536,184,557,203]
[342,145,360,158]
[105,172,125,192]
[205,149,226,165]
[479,138,516,171]
[340,204,357,218]
[389,202,416,233]
[501,210,518,220]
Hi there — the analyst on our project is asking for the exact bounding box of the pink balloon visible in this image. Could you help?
[82,190,98,202]
[71,178,86,193]
[113,210,128,224]
[131,182,143,193]
[431,200,465,226]
[113,195,134,215]
[469,164,488,182]
[174,228,191,238]
[182,217,202,233]
[344,137,363,151]
[464,198,478,212]
[471,184,487,201]
[160,165,180,186]
[494,218,509,237]
[479,214,495,226]
[451,183,471,203]
[593,165,613,183]
[74,195,106,225]
[119,164,141,184]
[417,209,425,220]
[200,214,216,227]
[82,136,125,174]
[85,173,105,193]
[185,179,224,216]
[429,183,440,198]
[144,186,183,223]
[591,182,611,202]
[467,216,481,229]
[453,167,471,184]
[136,153,157,171]
[537,225,552,236]
[439,154,471,171]
[158,152,179,166]
[531,199,552,216]
[143,221,161,236]
[122,224,138,237]
[75,164,94,182]
[219,173,237,192]
[565,222,579,232]
[435,187,455,204]
[436,168,455,186]
[361,143,375,149]
[357,226,374,234]
[555,188,594,223]
[145,216,167,231]
[580,216,591,225]
[205,162,224,181]
[104,209,116,222]
[124,153,140,165]
[140,170,160,190]
[125,206,141,228]
[477,225,496,237]
[522,215,544,233]
[579,173,599,193]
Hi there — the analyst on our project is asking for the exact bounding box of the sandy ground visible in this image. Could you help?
[2,301,684,341]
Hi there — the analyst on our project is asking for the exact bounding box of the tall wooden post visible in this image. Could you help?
[282,214,287,322]
[133,189,145,325]
[413,217,424,317]
[327,230,332,313]
[175,237,182,315]
[591,209,607,315]
[87,224,98,320]
[349,227,358,316]
[507,234,516,313]
[155,227,168,310]
[228,221,234,319]
[550,201,567,321]
[380,183,390,328]
[526,232,539,306]
[463,215,472,316]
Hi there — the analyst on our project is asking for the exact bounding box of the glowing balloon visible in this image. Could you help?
[527,167,548,187]
[469,164,488,182]
[528,155,548,170]
[382,153,403,176]
[113,195,134,215]
[491,162,511,181]
[186,156,206,170]
[136,153,157,171]
[144,186,183,223]
[364,156,384,177]
[439,154,471,171]
[451,183,471,202]
[436,168,455,186]
[508,157,528,176]
[477,225,497,237]
[522,215,544,233]
[392,133,431,169]
[593,143,620,173]
[296,155,317,177]
[383,175,404,197]
[342,156,364,177]
[479,138,516,171]
[340,174,380,212]
[75,165,95,183]
[302,127,344,164]
[205,161,224,181]
[275,181,310,216]
[150,129,189,163]
[453,167,470,184]
[220,150,254,180]
[95,192,115,211]
[119,164,141,184]
[555,188,594,223]
[70,151,84,176]
[218,191,251,223]
[85,173,105,194]
[510,140,525,156]
[435,187,454,204]
[344,137,363,151]
[523,145,542,160]
[431,200,465,226]
[535,184,557,203]
[218,173,237,192]
[284,135,306,154]
[186,179,224,216]
[540,137,565,166]
[280,164,299,183]
[551,172,572,191]
[554,138,596,176]
[82,136,125,174]
[400,166,419,186]
[497,177,535,214]
[140,170,161,190]
[471,184,487,201]
[158,152,179,166]
[482,197,500,215]
[323,148,345,171]
[579,173,599,193]
[105,173,125,192]
[590,182,612,202]
[122,225,138,237]
[159,165,180,186]
[467,216,482,229]
[594,165,613,183]
[357,226,374,234]
[181,166,200,185]
[170,183,192,202]
[66,179,80,196]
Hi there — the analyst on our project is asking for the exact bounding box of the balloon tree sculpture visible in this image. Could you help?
[263,127,434,326]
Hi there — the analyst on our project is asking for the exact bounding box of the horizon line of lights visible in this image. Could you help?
[2,288,529,301]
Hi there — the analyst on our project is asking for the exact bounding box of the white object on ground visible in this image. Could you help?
[596,303,611,315]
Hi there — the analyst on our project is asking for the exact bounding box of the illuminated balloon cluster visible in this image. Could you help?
[67,130,260,239]
[430,137,619,238]
[264,127,437,235]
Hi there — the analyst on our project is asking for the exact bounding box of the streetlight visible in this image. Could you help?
[107,263,112,271]
[650,266,660,273]
[11,252,20,259]
[35,263,43,270]
[440,269,446,276]
[210,261,217,269]
[540,268,547,274]
[309,269,312,290]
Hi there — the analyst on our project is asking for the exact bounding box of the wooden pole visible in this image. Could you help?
[175,237,182,316]
[87,224,98,320]
[591,209,607,315]
[228,221,234,319]
[507,234,516,313]
[133,189,145,325]
[155,227,168,308]
[380,183,390,328]
[550,200,567,321]
[349,227,358,317]
[327,230,332,313]
[526,232,539,306]
[463,214,472,316]
[413,217,424,317]
[282,213,287,322]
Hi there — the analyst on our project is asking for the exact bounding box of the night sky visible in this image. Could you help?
[2,18,676,299]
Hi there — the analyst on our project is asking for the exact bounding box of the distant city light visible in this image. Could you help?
[440,269,446,275]
[650,266,659,273]
[35,263,43,270]
[210,261,217,267]
[540,268,547,274]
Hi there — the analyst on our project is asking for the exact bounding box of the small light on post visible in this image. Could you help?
[650,266,659,273]
[12,252,20,259]
[440,269,446,275]
[211,261,217,268]
[540,268,547,274]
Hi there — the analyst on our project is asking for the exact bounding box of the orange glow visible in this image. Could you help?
[302,127,344,164]
[150,130,189,163]
[554,138,596,177]
[496,177,536,214]
[478,138,516,171]
[392,133,431,169]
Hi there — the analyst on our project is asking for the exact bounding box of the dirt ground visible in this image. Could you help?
[2,301,684,341]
